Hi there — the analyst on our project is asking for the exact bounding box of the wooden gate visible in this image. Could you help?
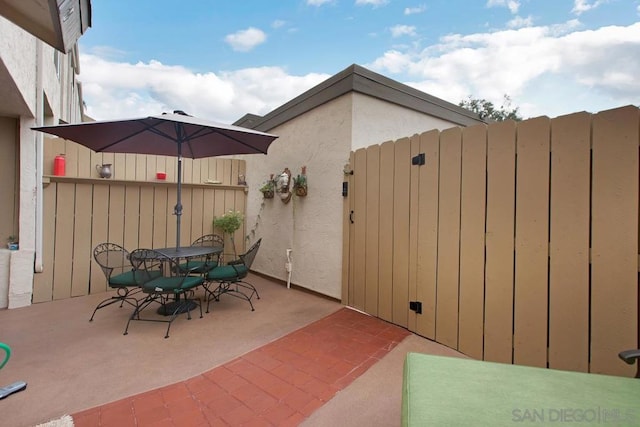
[343,106,639,377]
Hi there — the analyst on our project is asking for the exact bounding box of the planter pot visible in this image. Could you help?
[295,186,307,197]
[7,243,18,250]
[262,190,274,199]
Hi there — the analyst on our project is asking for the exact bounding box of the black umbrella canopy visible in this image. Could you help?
[33,112,278,158]
[33,112,278,250]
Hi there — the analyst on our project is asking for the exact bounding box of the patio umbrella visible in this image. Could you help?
[33,111,278,250]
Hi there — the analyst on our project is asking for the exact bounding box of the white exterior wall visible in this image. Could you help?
[243,95,353,299]
[0,18,82,308]
[351,92,463,149]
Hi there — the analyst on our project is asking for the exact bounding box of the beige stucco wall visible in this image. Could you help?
[0,16,83,308]
[242,94,353,299]
[351,92,465,149]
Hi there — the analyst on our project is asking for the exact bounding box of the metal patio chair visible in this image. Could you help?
[178,234,224,275]
[204,238,262,312]
[90,243,160,321]
[619,349,640,378]
[124,249,204,338]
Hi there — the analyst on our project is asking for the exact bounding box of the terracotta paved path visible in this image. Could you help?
[72,308,411,426]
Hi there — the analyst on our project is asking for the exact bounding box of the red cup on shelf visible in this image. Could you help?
[156,172,166,180]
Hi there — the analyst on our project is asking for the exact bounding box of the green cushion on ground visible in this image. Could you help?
[206,264,247,280]
[110,270,161,287]
[402,352,640,427]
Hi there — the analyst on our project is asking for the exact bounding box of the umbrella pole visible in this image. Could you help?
[175,155,183,250]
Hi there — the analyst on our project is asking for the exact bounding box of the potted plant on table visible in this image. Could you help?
[213,210,244,259]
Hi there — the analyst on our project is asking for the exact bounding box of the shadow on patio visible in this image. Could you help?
[0,274,464,427]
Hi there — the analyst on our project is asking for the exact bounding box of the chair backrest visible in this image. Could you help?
[239,238,262,270]
[191,234,224,248]
[130,248,166,277]
[93,243,130,280]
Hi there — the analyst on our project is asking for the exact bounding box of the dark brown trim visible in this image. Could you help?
[234,64,485,132]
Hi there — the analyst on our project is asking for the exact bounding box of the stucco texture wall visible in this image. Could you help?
[242,95,353,299]
[351,92,463,149]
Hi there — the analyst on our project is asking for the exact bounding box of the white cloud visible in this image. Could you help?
[78,54,329,122]
[486,0,520,14]
[572,0,609,15]
[507,15,533,29]
[404,5,426,15]
[224,27,267,52]
[355,0,389,7]
[368,22,640,118]
[390,25,417,38]
[272,20,286,29]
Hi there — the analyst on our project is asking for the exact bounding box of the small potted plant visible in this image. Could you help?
[213,210,244,258]
[259,177,275,199]
[293,166,308,197]
[7,236,18,250]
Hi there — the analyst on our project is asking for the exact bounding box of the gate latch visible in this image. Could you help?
[409,301,422,314]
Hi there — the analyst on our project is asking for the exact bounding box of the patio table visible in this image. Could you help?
[402,353,640,426]
[153,245,222,315]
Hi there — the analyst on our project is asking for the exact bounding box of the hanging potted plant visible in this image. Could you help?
[213,210,244,258]
[293,166,308,197]
[259,176,275,199]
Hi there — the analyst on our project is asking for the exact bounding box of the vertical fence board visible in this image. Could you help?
[152,187,169,249]
[123,186,140,251]
[53,183,75,300]
[124,154,136,180]
[32,183,56,302]
[378,141,395,322]
[113,153,125,180]
[591,106,639,376]
[484,120,517,364]
[365,145,380,316]
[139,187,154,248]
[459,124,487,359]
[71,184,93,297]
[415,130,440,339]
[191,188,205,243]
[234,190,246,255]
[352,148,367,311]
[108,185,126,247]
[549,112,591,372]
[435,128,462,348]
[393,138,411,328]
[90,185,110,294]
[408,135,420,332]
[513,117,550,368]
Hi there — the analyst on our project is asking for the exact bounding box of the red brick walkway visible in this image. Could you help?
[72,307,410,426]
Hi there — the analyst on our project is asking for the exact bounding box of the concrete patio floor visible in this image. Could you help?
[0,274,465,426]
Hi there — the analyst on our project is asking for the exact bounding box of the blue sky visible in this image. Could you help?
[78,0,640,123]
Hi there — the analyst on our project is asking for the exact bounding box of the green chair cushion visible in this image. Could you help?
[143,275,204,293]
[206,264,247,281]
[110,270,161,287]
[178,260,218,274]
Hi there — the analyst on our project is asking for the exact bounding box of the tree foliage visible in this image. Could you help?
[459,94,522,121]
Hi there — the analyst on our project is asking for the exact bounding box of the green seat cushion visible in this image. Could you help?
[110,270,162,287]
[206,264,247,281]
[142,275,204,293]
[178,260,218,274]
[402,353,640,426]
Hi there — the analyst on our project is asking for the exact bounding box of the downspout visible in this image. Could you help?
[34,40,44,272]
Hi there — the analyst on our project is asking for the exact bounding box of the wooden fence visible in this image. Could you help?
[343,105,639,377]
[33,137,247,303]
